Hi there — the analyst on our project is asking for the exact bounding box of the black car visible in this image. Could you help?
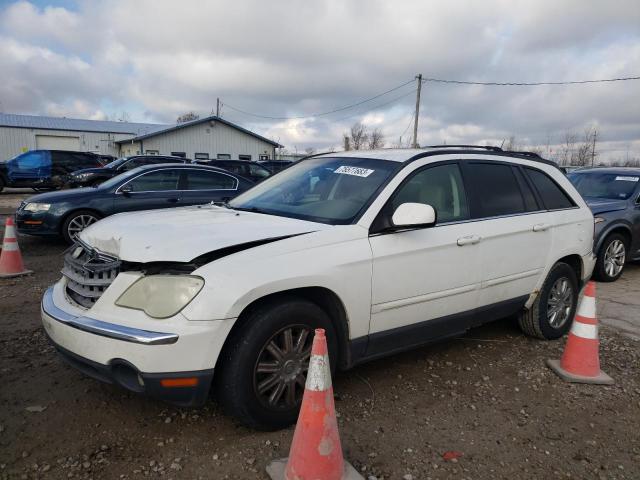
[0,150,103,192]
[259,160,293,173]
[16,163,253,243]
[67,155,190,187]
[568,167,640,281]
[194,159,272,183]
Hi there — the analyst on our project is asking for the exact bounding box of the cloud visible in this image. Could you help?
[0,0,639,160]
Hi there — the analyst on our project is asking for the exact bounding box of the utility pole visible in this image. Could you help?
[216,98,220,117]
[591,129,597,167]
[344,136,350,151]
[412,73,423,148]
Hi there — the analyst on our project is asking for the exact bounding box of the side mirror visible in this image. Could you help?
[120,184,133,195]
[391,203,436,229]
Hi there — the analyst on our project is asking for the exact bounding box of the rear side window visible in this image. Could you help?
[466,163,526,217]
[185,170,237,190]
[525,168,575,210]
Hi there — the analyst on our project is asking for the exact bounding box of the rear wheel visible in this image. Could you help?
[594,233,628,282]
[518,262,578,340]
[215,297,338,430]
[62,210,101,244]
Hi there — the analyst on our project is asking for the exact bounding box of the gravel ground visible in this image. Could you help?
[1,213,639,480]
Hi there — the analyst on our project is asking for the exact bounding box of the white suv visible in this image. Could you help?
[41,147,596,429]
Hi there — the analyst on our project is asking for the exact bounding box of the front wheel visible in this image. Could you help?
[518,262,578,340]
[215,297,338,430]
[594,233,628,282]
[62,210,101,244]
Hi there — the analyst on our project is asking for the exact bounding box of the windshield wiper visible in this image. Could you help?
[229,206,270,215]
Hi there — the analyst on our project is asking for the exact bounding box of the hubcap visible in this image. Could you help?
[67,214,98,239]
[547,277,574,329]
[254,325,313,409]
[603,239,625,278]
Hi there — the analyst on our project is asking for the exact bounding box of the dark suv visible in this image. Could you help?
[0,150,103,192]
[66,155,189,187]
[568,167,640,281]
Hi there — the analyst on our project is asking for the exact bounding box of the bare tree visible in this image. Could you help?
[367,128,385,149]
[574,126,598,167]
[347,123,369,150]
[177,112,200,123]
[558,132,578,166]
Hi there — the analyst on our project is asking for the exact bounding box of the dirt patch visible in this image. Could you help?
[1,226,639,479]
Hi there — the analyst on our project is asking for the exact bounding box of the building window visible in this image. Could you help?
[259,154,269,161]
[146,150,159,155]
[238,154,252,160]
[194,153,209,160]
[171,152,186,158]
[217,154,231,160]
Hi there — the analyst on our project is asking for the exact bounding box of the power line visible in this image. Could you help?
[222,79,415,120]
[422,76,640,86]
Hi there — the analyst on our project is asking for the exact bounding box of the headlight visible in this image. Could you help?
[594,217,606,224]
[115,275,204,319]
[24,203,51,212]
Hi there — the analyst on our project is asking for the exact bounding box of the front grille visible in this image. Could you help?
[62,242,121,309]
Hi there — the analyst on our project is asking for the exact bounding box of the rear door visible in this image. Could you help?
[181,168,240,204]
[113,169,183,212]
[462,161,552,308]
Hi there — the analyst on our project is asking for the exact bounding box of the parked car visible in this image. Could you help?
[66,155,190,187]
[259,160,293,173]
[195,159,272,183]
[17,163,253,243]
[41,146,595,429]
[568,167,640,281]
[0,150,103,192]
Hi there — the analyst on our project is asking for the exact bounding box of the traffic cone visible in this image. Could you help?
[266,329,363,480]
[547,281,613,385]
[0,217,32,278]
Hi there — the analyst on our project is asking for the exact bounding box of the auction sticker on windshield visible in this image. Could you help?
[334,166,375,177]
[615,176,639,182]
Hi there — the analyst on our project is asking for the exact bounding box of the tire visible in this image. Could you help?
[61,210,101,244]
[215,297,338,431]
[593,233,628,282]
[518,262,578,340]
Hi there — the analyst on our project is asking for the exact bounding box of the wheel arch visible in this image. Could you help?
[556,254,583,286]
[595,224,632,254]
[216,286,352,371]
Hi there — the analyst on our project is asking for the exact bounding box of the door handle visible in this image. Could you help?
[457,235,481,246]
[533,223,550,232]
[167,198,179,203]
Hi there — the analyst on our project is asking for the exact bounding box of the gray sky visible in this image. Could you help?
[1,0,639,160]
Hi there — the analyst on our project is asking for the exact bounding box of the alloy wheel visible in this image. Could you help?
[547,277,574,329]
[604,239,625,278]
[67,214,98,240]
[254,325,313,409]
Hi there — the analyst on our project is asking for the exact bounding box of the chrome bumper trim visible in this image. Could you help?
[42,287,179,345]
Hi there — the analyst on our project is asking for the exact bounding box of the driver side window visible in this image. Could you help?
[391,163,469,224]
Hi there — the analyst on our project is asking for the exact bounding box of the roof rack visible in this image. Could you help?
[426,144,503,152]
[501,150,543,159]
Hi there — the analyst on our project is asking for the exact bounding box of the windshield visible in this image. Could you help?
[103,157,128,169]
[568,172,639,200]
[228,157,399,224]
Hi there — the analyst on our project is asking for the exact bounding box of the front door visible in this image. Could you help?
[368,162,481,354]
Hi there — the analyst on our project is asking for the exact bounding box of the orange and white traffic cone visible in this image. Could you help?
[547,281,613,385]
[266,329,363,480]
[0,217,32,278]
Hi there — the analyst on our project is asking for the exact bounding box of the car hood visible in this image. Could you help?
[584,198,628,215]
[78,204,330,263]
[22,187,100,204]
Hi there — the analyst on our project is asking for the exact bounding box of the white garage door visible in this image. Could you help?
[35,135,80,150]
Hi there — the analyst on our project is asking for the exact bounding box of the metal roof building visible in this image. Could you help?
[0,113,281,162]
